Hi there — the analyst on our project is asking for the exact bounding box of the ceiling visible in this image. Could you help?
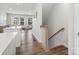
[0,3,37,14]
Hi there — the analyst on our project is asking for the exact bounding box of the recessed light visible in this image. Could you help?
[8,8,12,11]
[17,3,20,6]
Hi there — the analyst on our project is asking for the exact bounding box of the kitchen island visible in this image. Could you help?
[0,32,17,55]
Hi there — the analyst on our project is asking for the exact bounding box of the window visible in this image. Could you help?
[28,17,32,25]
[20,17,24,25]
[11,16,19,26]
[10,15,32,26]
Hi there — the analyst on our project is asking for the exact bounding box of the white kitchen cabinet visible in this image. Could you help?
[0,32,17,55]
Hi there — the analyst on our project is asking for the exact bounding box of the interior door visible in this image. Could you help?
[73,3,79,55]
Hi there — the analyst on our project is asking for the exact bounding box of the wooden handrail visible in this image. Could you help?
[48,28,64,40]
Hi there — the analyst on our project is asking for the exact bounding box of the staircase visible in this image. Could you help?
[40,27,68,55]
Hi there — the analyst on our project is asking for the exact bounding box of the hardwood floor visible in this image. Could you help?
[16,30,68,55]
[16,30,45,55]
[39,45,68,55]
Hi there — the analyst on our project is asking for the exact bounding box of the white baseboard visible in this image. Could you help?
[32,32,41,43]
[63,43,68,48]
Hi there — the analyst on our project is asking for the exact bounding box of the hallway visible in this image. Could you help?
[16,30,68,55]
[16,30,45,55]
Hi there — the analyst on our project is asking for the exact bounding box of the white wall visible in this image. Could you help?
[32,4,42,43]
[0,11,7,26]
[48,4,74,49]
[42,4,55,25]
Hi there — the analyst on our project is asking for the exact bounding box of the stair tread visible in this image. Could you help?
[39,45,68,55]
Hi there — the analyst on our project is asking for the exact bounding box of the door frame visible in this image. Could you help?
[68,3,79,55]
